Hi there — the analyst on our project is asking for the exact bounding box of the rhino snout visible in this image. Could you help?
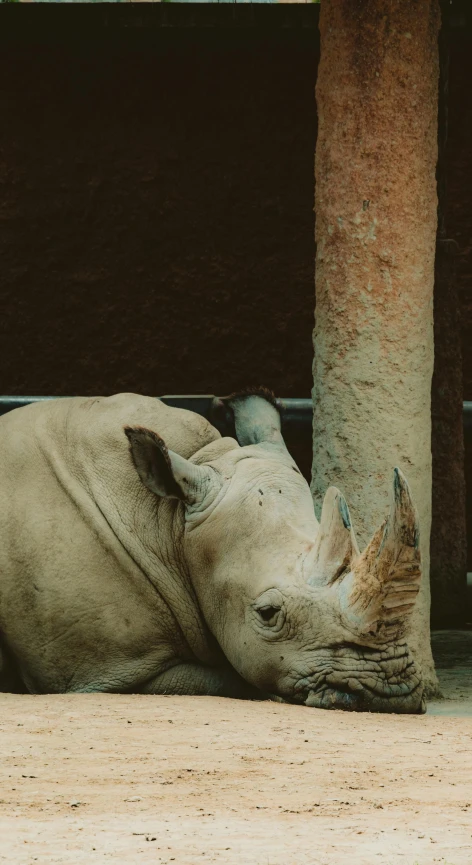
[284,641,426,714]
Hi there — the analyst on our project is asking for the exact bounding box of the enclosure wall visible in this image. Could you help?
[1,7,472,577]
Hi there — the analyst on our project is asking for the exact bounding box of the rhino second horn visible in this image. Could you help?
[308,486,360,586]
[339,468,421,637]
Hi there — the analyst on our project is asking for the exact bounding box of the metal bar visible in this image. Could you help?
[0,4,320,34]
[464,401,472,431]
[0,395,470,437]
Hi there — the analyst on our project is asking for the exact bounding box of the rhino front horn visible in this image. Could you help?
[338,468,421,639]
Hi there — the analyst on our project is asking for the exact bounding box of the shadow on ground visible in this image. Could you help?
[428,629,472,715]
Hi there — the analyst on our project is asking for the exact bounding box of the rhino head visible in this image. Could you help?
[125,391,425,714]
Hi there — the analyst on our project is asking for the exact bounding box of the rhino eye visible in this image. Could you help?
[257,605,281,625]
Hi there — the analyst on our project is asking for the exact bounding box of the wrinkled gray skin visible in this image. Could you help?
[0,392,425,713]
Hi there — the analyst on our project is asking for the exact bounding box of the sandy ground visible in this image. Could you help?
[1,634,471,865]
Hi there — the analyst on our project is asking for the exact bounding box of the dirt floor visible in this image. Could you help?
[1,633,471,865]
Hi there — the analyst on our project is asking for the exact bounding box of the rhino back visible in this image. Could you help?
[0,394,222,693]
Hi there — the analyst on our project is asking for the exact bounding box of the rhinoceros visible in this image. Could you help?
[0,390,424,712]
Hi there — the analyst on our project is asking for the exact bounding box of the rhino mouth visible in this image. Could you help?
[303,683,426,714]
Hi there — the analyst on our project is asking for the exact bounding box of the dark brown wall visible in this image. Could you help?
[447,30,472,572]
[1,17,470,399]
[0,23,317,399]
[0,11,471,573]
[448,32,472,401]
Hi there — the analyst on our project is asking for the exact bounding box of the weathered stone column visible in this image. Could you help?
[312,0,441,694]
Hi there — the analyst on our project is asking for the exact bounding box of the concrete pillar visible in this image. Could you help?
[312,0,441,695]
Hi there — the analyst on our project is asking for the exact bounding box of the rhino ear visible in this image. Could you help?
[339,469,421,638]
[308,487,359,586]
[124,427,219,506]
[214,388,289,454]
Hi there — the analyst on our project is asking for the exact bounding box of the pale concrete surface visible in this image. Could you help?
[0,631,470,863]
[0,690,471,865]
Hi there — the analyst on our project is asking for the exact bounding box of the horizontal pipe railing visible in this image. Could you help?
[0,395,471,437]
